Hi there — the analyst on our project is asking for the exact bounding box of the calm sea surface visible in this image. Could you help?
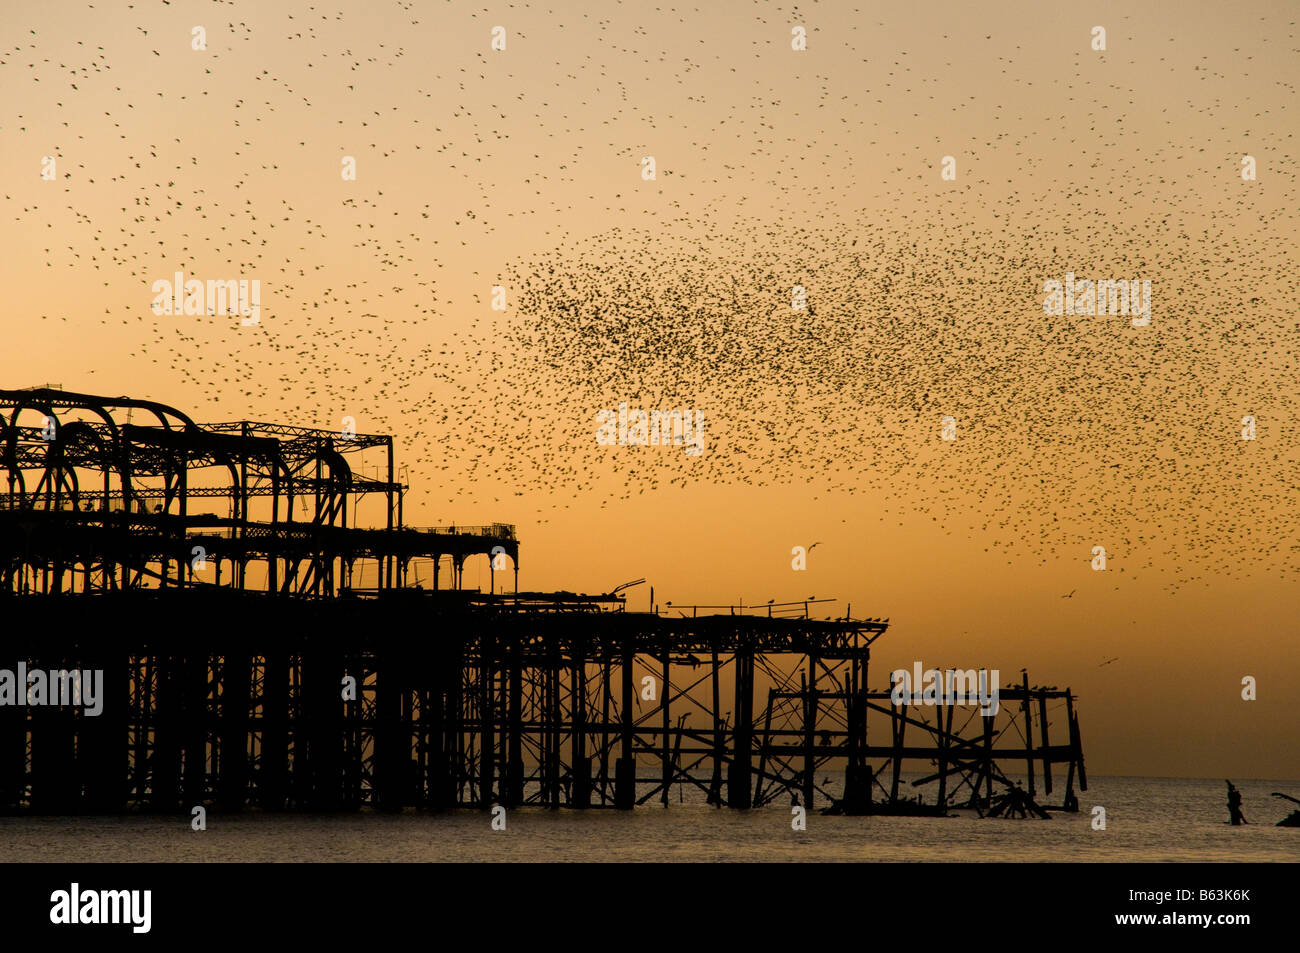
[2,776,1296,862]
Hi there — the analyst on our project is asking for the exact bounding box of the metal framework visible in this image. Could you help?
[0,388,518,596]
[0,389,1085,816]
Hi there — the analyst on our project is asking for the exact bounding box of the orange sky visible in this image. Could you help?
[2,0,1297,780]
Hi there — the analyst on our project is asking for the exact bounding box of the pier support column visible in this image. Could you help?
[708,643,722,806]
[803,652,817,809]
[1068,691,1087,799]
[181,654,209,813]
[1021,671,1035,798]
[727,644,753,809]
[571,639,590,808]
[30,653,78,813]
[890,700,906,804]
[614,634,635,809]
[506,635,524,806]
[842,647,869,814]
[1038,693,1053,797]
[374,647,407,812]
[307,644,345,811]
[0,665,24,809]
[81,648,127,813]
[427,640,455,811]
[599,650,611,805]
[218,651,251,812]
[660,635,671,807]
[981,713,995,805]
[151,655,182,812]
[936,693,952,811]
[477,631,494,808]
[259,651,288,811]
[544,650,560,808]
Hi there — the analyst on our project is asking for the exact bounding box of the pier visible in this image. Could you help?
[0,388,1085,814]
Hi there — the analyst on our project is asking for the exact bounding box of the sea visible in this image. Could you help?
[1,775,1296,862]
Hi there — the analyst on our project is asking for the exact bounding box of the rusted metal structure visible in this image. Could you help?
[0,388,517,595]
[0,388,1085,815]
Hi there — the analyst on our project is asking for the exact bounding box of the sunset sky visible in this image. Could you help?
[2,0,1297,780]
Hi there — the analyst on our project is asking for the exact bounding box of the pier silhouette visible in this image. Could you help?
[0,389,1086,815]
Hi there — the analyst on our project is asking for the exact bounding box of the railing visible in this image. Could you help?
[408,524,517,540]
[0,505,519,541]
[659,598,840,619]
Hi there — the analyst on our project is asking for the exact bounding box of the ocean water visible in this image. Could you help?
[1,776,1295,862]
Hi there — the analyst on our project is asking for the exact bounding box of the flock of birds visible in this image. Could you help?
[2,4,1297,595]
[487,204,1298,591]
